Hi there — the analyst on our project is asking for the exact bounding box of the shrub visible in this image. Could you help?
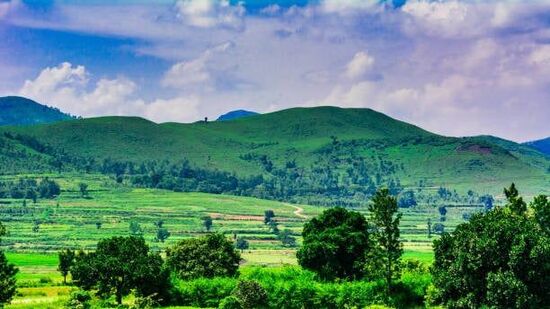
[219,296,242,309]
[65,290,91,309]
[232,280,268,309]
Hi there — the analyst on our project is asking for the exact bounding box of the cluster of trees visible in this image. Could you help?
[263,210,297,247]
[0,223,18,307]
[0,178,60,201]
[430,184,550,308]
[56,233,240,306]
[298,188,403,303]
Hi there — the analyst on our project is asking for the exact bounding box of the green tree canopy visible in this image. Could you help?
[57,249,75,284]
[431,185,550,308]
[297,207,370,280]
[166,233,240,280]
[0,222,18,306]
[71,236,169,305]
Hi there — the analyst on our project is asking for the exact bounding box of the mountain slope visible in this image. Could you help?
[1,106,548,198]
[0,96,74,126]
[524,137,550,156]
[217,109,259,121]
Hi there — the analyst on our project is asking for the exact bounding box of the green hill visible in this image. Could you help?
[0,96,74,126]
[1,106,548,203]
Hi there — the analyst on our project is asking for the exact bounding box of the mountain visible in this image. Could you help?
[524,137,550,156]
[0,96,74,126]
[0,106,548,201]
[217,109,259,121]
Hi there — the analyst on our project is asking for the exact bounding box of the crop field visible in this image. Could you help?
[0,173,481,308]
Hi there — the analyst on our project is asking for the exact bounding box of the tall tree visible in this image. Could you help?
[530,195,549,235]
[202,216,213,232]
[58,249,75,284]
[504,183,527,215]
[369,188,403,298]
[264,210,275,224]
[0,222,18,307]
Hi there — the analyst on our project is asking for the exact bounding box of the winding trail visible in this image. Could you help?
[288,204,307,219]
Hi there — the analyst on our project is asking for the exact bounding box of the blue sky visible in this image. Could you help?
[1,0,549,142]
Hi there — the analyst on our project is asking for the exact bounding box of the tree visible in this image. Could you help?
[71,236,169,305]
[95,221,102,229]
[0,222,18,306]
[156,227,171,242]
[277,229,297,247]
[479,194,494,212]
[297,207,370,280]
[166,233,240,280]
[268,219,279,234]
[431,186,549,308]
[129,220,143,236]
[79,183,89,198]
[432,222,445,234]
[202,216,213,232]
[58,249,75,284]
[398,190,417,208]
[235,237,249,252]
[531,195,549,235]
[32,220,40,233]
[369,188,403,298]
[427,218,432,238]
[264,210,275,224]
[438,206,447,219]
[154,220,164,228]
[504,183,527,215]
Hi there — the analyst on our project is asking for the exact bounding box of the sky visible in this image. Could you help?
[0,0,549,142]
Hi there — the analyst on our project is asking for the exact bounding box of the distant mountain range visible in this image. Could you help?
[217,109,259,121]
[524,137,550,156]
[0,96,75,126]
[0,100,548,200]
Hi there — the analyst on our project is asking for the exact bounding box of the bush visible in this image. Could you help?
[219,296,242,309]
[175,277,237,308]
[232,280,268,309]
[66,290,91,309]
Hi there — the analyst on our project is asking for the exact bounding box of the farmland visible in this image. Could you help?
[0,173,479,308]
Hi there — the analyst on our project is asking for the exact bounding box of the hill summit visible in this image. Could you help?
[0,96,74,126]
[217,109,259,121]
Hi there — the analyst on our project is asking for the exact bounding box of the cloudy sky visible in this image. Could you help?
[1,0,549,142]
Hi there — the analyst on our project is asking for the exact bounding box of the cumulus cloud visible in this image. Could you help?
[175,0,245,30]
[345,51,375,80]
[19,63,201,123]
[3,1,550,141]
[162,41,235,90]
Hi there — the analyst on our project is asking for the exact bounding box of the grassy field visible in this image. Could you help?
[0,173,486,308]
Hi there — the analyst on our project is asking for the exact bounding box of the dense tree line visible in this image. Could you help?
[0,178,60,201]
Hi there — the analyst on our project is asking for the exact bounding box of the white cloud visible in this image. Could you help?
[175,0,245,29]
[345,51,375,80]
[321,0,379,14]
[19,63,201,123]
[162,41,235,89]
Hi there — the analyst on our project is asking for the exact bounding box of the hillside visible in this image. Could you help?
[1,106,548,202]
[217,109,259,121]
[524,137,550,156]
[0,96,74,126]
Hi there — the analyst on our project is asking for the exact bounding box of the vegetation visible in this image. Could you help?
[297,207,370,280]
[166,233,241,280]
[431,184,550,308]
[0,96,74,126]
[0,222,17,307]
[70,236,169,305]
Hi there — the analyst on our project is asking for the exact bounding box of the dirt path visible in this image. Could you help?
[288,204,307,219]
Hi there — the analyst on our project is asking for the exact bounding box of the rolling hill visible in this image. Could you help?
[217,109,259,121]
[524,137,550,156]
[0,106,548,201]
[0,96,74,126]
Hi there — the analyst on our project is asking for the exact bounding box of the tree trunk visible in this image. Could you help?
[116,288,122,305]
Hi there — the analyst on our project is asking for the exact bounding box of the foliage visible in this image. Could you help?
[203,216,213,231]
[155,227,171,242]
[368,188,403,296]
[431,186,550,308]
[65,289,92,309]
[167,233,241,280]
[277,229,297,247]
[297,207,370,280]
[232,280,268,309]
[70,236,170,305]
[531,194,549,235]
[235,237,249,251]
[504,183,527,215]
[57,249,75,284]
[264,210,275,224]
[0,222,18,307]
[129,220,143,236]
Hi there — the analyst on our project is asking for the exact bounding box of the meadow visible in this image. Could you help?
[0,173,482,308]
